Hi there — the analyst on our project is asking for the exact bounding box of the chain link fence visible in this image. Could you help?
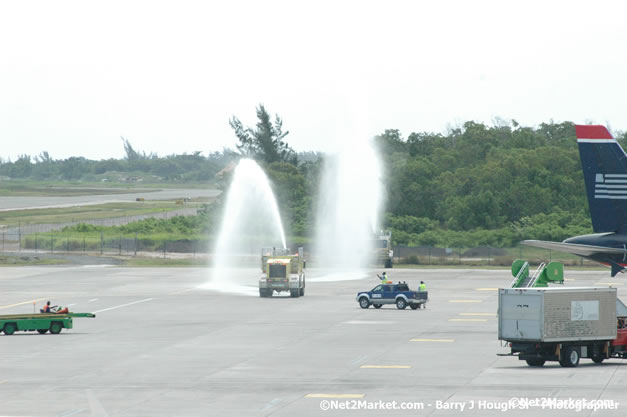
[391,245,590,267]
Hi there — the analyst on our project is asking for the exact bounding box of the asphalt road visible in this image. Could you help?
[0,188,220,211]
[1,266,627,417]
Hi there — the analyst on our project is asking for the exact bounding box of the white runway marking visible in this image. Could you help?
[169,288,195,295]
[88,299,98,302]
[94,298,153,313]
[82,265,115,268]
[343,320,396,325]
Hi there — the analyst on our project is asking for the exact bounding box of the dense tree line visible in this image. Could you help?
[4,113,625,249]
[377,121,627,247]
[0,144,239,182]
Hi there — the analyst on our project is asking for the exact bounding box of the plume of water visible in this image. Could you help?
[314,137,384,270]
[203,158,287,293]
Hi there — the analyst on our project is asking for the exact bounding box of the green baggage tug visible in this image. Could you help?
[0,312,95,335]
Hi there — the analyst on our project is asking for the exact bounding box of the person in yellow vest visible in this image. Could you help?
[377,272,389,283]
[419,281,426,292]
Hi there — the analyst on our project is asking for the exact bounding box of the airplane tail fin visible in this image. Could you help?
[576,125,627,233]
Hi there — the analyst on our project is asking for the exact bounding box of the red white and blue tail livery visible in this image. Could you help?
[523,125,627,276]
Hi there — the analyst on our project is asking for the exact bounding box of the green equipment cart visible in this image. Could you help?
[0,312,95,335]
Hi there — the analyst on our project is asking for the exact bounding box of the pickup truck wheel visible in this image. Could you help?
[525,358,546,367]
[560,346,580,367]
[373,304,382,309]
[3,323,16,335]
[396,298,407,310]
[410,304,419,310]
[359,297,370,309]
[49,321,63,335]
[37,329,48,334]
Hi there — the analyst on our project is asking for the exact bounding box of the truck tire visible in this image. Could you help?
[359,297,370,309]
[373,304,382,309]
[299,288,305,296]
[592,355,605,364]
[396,298,407,310]
[37,329,48,334]
[559,346,580,367]
[3,322,16,335]
[525,358,546,367]
[49,321,63,335]
[410,304,419,310]
[290,289,299,298]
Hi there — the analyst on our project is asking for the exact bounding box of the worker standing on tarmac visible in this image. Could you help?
[377,272,388,283]
[419,281,426,292]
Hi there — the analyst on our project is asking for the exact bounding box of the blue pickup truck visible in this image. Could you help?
[356,282,428,310]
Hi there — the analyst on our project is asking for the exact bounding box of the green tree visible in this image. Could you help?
[229,104,297,165]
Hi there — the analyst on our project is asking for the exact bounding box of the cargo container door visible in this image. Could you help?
[499,293,543,341]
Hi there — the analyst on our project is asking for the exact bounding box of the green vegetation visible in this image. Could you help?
[0,146,238,183]
[0,201,204,226]
[22,212,214,252]
[230,104,298,165]
[378,121,627,247]
[7,117,626,256]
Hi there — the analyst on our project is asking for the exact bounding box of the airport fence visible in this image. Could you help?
[0,231,598,267]
[2,232,210,258]
[391,245,592,268]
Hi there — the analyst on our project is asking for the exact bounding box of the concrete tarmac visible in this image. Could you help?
[1,266,627,416]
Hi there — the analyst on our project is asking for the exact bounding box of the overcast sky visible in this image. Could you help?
[1,0,626,160]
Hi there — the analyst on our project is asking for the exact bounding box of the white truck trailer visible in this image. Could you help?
[498,287,627,367]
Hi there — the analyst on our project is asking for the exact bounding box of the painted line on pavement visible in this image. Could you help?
[596,282,623,286]
[94,298,153,313]
[449,318,488,322]
[410,338,455,343]
[58,409,86,417]
[0,298,47,310]
[448,300,482,303]
[305,394,365,399]
[459,312,496,316]
[360,365,411,369]
[88,299,98,302]
[475,288,498,291]
[168,288,195,295]
[261,399,282,411]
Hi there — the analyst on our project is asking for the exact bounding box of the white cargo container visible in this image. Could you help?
[499,287,617,342]
[497,287,627,367]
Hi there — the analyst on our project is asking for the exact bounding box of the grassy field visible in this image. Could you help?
[0,201,204,226]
